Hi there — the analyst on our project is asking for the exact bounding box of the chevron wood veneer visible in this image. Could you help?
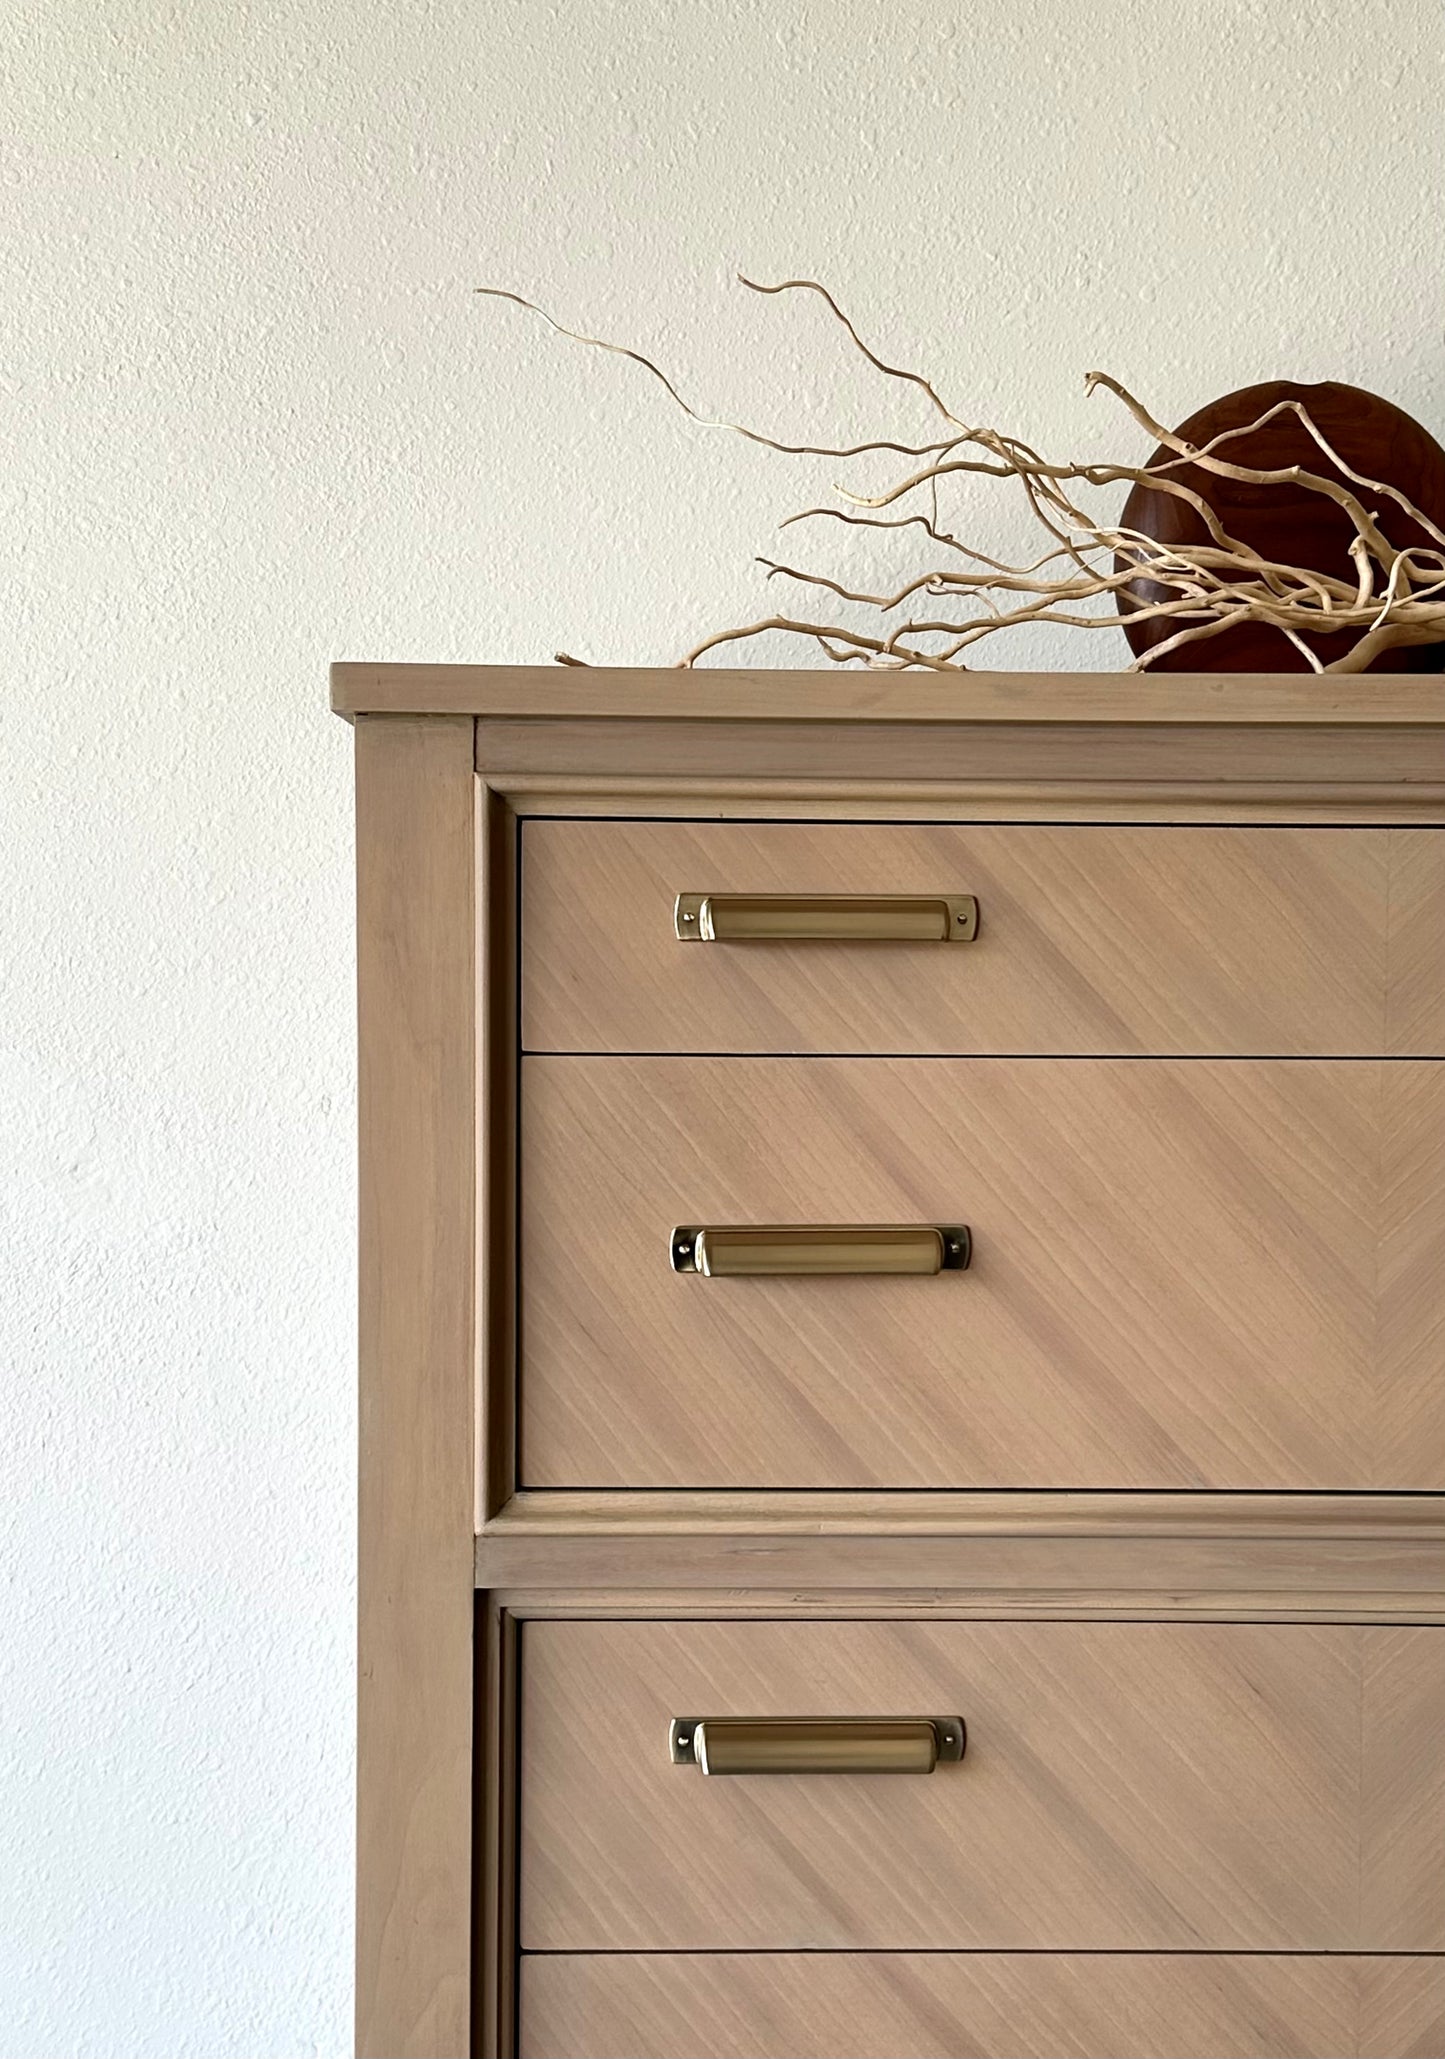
[520,1955,1445,2059]
[520,1619,1441,1953]
[521,1055,1445,1489]
[521,822,1445,1056]
[1363,1626,1445,1950]
[338,670,1445,2059]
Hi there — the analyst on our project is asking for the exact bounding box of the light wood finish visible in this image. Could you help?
[513,793,1445,825]
[339,673,1445,2056]
[490,1487,1445,1537]
[522,822,1445,1056]
[478,1528,1445,1610]
[474,1598,518,2059]
[1364,1624,1445,1951]
[520,1619,1445,1952]
[481,715,1445,812]
[1388,824,1445,1050]
[479,1488,1445,1616]
[332,661,1445,725]
[1361,1959,1445,2059]
[520,1953,1445,2059]
[498,1585,1445,1622]
[476,783,518,1525]
[355,716,477,2059]
[520,1055,1445,1489]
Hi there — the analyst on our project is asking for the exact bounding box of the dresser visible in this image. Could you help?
[333,665,1445,2059]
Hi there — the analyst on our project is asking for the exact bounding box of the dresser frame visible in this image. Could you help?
[334,665,1445,2059]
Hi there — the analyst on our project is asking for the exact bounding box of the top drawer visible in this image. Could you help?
[521,822,1445,1056]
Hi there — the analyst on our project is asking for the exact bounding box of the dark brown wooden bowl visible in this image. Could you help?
[1116,380,1445,672]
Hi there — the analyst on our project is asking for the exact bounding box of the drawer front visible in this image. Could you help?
[521,822,1445,1056]
[520,1621,1444,1953]
[520,1056,1445,1489]
[521,1953,1445,2059]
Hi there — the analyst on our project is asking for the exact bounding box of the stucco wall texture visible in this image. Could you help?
[4,2,1443,2051]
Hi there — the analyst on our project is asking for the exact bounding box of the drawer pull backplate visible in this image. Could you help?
[674,892,979,944]
[670,1716,967,1775]
[670,1224,972,1276]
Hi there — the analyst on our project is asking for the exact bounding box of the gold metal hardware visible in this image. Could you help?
[670,1224,971,1276]
[673,892,979,944]
[669,1716,967,1775]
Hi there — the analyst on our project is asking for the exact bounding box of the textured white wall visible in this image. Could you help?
[3,2,1442,2052]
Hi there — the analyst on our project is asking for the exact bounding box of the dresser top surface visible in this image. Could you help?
[331,661,1445,726]
[331,662,1445,728]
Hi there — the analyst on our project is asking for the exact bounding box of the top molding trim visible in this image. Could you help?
[332,663,1445,726]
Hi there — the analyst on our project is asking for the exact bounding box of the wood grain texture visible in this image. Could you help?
[520,1056,1445,1489]
[493,1584,1445,1622]
[521,822,1445,1056]
[479,715,1445,801]
[475,1599,518,2059]
[519,1620,1444,1952]
[476,783,518,1525]
[510,790,1445,824]
[520,1953,1445,2059]
[489,1487,1445,1536]
[340,683,1445,2054]
[331,661,1445,724]
[1378,1062,1445,1485]
[1357,1959,1445,2059]
[478,1488,1445,1615]
[1386,829,1445,1051]
[355,716,476,2059]
[476,1528,1445,1607]
[1363,1625,1445,1949]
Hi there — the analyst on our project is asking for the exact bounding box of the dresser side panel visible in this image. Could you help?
[356,715,477,2059]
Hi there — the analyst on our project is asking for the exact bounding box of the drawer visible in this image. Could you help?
[521,1953,1445,2059]
[520,1056,1445,1489]
[520,822,1445,1056]
[519,1620,1445,1953]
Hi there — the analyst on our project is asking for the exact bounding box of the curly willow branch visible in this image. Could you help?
[479,277,1445,674]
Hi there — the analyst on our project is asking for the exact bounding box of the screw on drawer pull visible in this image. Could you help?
[669,1716,967,1775]
[669,1224,972,1276]
[673,892,979,943]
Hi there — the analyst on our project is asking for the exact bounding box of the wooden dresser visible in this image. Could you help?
[333,665,1445,2059]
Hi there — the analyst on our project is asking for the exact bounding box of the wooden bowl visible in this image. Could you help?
[1116,380,1445,672]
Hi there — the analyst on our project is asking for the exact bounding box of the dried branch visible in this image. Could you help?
[475,286,957,460]
[479,276,1445,673]
[737,275,967,429]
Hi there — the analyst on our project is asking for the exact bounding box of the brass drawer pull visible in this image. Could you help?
[670,1716,966,1775]
[674,892,979,943]
[670,1223,971,1276]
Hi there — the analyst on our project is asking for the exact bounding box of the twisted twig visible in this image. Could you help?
[479,277,1445,672]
